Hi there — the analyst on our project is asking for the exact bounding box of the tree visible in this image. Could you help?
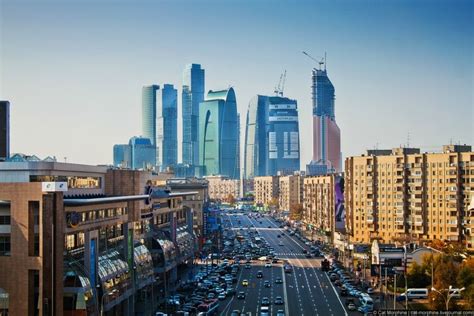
[289,203,304,221]
[226,194,236,206]
[267,197,279,210]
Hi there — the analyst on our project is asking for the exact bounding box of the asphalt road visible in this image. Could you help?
[218,211,349,316]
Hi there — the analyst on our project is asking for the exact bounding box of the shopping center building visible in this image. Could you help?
[0,161,198,315]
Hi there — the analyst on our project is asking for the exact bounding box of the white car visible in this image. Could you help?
[265,262,272,268]
[218,292,226,300]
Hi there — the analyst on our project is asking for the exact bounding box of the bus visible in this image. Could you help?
[397,288,428,301]
[197,299,219,315]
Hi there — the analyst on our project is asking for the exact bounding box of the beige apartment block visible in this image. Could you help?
[279,174,304,211]
[205,175,240,201]
[345,145,474,249]
[254,176,279,208]
[303,175,336,237]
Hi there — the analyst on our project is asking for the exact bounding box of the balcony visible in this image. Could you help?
[366,217,374,223]
[395,218,404,225]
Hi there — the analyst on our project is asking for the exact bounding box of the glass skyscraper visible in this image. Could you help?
[156,84,178,170]
[244,95,300,180]
[182,64,205,173]
[142,85,159,147]
[113,136,155,170]
[307,67,341,175]
[199,88,240,179]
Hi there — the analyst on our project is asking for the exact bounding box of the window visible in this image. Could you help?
[0,215,10,225]
[0,235,11,256]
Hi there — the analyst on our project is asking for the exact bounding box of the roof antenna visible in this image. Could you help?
[407,132,410,148]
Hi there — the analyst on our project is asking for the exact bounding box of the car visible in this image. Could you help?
[275,277,283,284]
[265,262,272,268]
[226,288,236,296]
[302,249,308,254]
[237,291,246,299]
[347,302,356,311]
[357,305,372,314]
[279,242,284,246]
[274,296,284,305]
[257,271,263,278]
[218,292,226,300]
[207,293,216,299]
[276,310,285,316]
[305,253,312,258]
[261,297,270,306]
[268,226,271,228]
[340,288,348,296]
[231,311,241,316]
[242,279,249,286]
[277,234,280,238]
[367,287,374,294]
[245,263,251,269]
[264,280,271,288]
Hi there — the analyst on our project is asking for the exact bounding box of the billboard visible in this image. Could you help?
[335,175,345,231]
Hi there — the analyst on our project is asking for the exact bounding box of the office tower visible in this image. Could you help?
[0,101,10,161]
[129,136,156,170]
[142,85,160,147]
[113,137,155,170]
[199,88,239,179]
[113,144,131,168]
[156,84,178,170]
[244,95,300,180]
[345,145,473,249]
[306,66,341,175]
[182,64,205,172]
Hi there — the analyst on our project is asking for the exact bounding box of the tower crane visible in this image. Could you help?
[302,51,326,70]
[273,70,287,97]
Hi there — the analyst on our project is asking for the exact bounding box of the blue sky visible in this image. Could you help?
[0,0,472,165]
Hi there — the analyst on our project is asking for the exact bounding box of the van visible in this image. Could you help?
[359,294,374,311]
[397,288,429,301]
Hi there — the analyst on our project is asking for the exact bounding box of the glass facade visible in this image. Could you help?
[182,64,205,170]
[142,85,159,147]
[113,144,131,168]
[199,88,240,179]
[129,136,156,170]
[244,95,300,179]
[156,84,178,170]
[307,68,341,174]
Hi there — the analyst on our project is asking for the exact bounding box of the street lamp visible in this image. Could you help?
[100,289,118,316]
[431,286,465,311]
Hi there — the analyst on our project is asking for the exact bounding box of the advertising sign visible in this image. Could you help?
[90,239,96,288]
[335,175,345,231]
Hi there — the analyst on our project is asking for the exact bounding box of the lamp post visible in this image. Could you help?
[431,286,465,311]
[100,289,117,316]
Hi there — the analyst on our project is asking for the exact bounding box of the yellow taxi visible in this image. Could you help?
[242,279,249,286]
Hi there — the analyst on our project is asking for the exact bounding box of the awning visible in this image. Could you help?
[98,250,129,282]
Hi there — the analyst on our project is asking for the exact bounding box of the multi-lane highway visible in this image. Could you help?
[218,211,349,316]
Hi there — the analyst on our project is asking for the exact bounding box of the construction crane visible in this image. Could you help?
[273,70,287,97]
[302,51,326,70]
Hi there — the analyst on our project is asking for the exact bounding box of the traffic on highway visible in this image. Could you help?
[159,208,376,316]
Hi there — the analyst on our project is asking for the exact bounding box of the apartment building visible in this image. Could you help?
[279,174,304,211]
[345,145,474,249]
[254,176,279,209]
[205,175,240,201]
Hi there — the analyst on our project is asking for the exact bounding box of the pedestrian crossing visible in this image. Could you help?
[275,252,305,256]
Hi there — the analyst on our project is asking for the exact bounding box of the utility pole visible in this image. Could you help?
[394,271,397,310]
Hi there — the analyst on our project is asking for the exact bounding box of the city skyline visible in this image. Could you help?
[1,0,472,166]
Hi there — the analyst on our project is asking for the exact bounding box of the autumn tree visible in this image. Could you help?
[226,194,236,206]
[290,203,304,221]
[267,197,279,210]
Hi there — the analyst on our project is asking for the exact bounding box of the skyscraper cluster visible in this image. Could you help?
[113,60,341,184]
